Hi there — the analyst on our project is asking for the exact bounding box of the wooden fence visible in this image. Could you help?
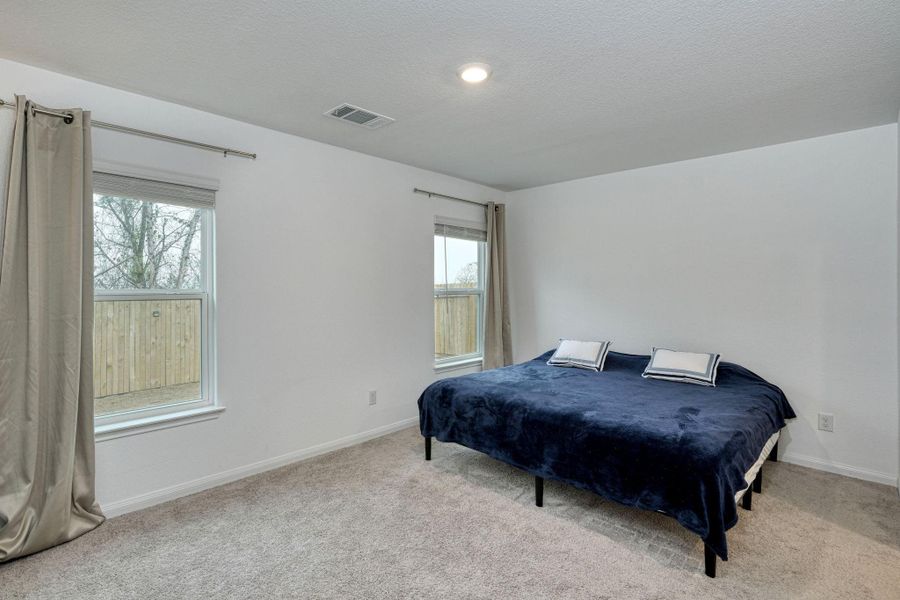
[93,298,201,399]
[434,295,478,359]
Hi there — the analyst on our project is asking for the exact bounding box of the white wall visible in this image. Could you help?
[507,125,900,485]
[0,59,500,512]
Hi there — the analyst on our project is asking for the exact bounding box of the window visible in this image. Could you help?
[92,172,215,426]
[434,221,486,367]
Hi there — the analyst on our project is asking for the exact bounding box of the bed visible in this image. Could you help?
[417,350,795,577]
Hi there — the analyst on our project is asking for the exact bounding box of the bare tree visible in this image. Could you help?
[454,262,479,287]
[93,195,202,290]
[173,210,201,288]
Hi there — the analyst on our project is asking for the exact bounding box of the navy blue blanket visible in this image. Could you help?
[418,351,795,559]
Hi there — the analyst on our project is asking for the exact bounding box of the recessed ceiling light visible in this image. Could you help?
[457,63,491,83]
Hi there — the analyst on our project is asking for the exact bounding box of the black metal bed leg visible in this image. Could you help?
[767,441,778,462]
[425,436,431,461]
[753,467,762,494]
[741,486,752,510]
[704,544,716,578]
[535,476,544,507]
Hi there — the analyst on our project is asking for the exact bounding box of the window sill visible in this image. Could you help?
[95,405,225,443]
[434,357,483,373]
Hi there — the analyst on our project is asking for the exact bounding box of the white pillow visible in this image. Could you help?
[547,339,612,371]
[642,347,721,386]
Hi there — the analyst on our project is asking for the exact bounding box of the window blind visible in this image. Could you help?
[93,171,216,209]
[434,222,486,242]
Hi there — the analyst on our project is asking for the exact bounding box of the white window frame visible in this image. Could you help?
[91,166,220,440]
[433,224,486,371]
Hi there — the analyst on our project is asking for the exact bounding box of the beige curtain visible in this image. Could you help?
[483,202,512,369]
[0,96,104,562]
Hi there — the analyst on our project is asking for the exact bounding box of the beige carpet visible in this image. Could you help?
[2,427,898,599]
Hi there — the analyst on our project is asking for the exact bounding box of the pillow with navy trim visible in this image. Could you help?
[642,347,721,386]
[547,339,612,371]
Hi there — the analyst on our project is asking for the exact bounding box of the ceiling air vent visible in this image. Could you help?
[324,103,395,129]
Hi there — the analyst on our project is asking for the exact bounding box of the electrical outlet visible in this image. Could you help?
[817,413,834,432]
[368,390,377,406]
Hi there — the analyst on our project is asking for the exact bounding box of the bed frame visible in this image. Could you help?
[424,436,778,578]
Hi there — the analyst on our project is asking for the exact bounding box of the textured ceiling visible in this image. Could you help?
[1,1,898,190]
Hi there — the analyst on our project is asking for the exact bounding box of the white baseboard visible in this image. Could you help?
[781,452,898,487]
[101,416,418,518]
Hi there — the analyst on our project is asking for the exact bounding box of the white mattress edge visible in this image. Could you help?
[734,430,780,503]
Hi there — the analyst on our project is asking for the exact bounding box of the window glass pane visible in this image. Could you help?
[93,298,202,417]
[93,189,210,419]
[434,294,479,361]
[434,235,480,289]
[434,235,447,287]
[434,230,484,362]
[93,194,204,291]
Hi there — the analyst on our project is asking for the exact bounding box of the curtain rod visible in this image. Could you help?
[0,97,257,159]
[413,187,488,207]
